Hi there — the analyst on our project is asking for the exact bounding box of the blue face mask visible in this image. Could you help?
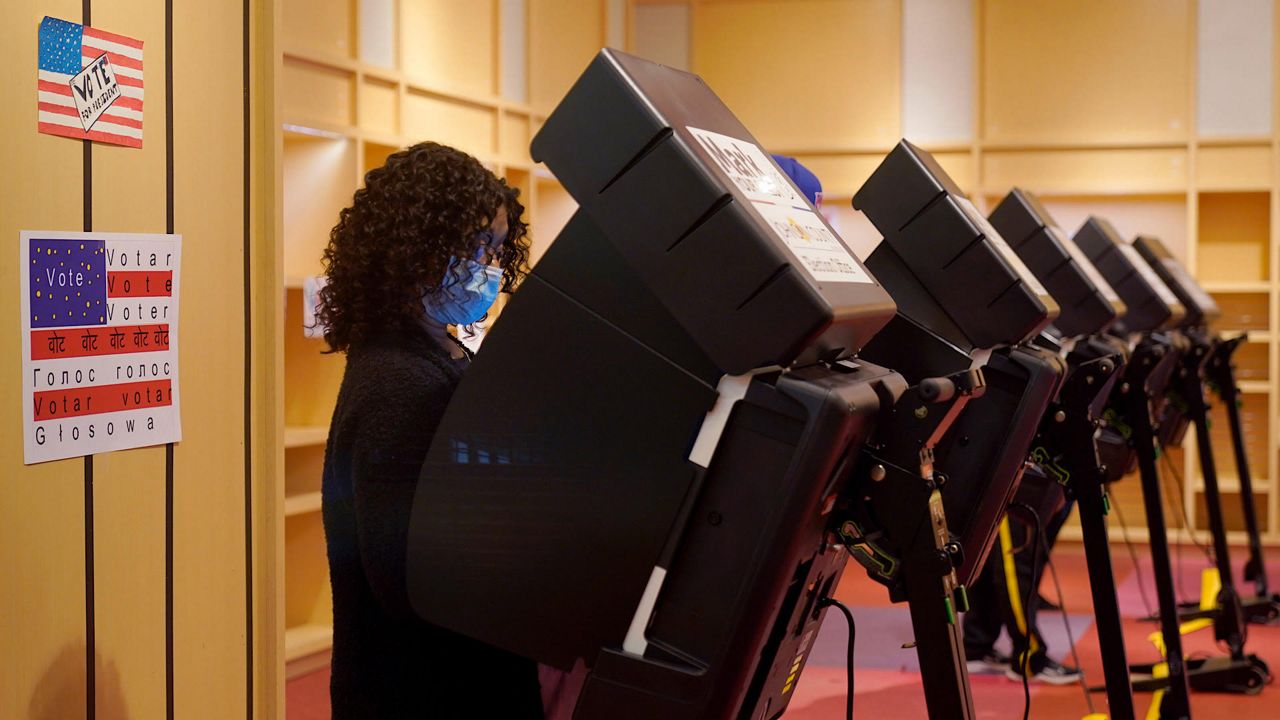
[423,257,502,326]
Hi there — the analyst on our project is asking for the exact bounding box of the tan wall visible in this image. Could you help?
[0,0,280,718]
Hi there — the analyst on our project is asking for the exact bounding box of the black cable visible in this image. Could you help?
[1041,521,1098,717]
[1009,503,1042,720]
[818,597,856,720]
[1159,446,1213,560]
[1158,446,1213,605]
[1111,497,1156,618]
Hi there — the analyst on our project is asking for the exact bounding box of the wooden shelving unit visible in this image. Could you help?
[279,0,608,679]
[674,0,1280,544]
[283,426,329,449]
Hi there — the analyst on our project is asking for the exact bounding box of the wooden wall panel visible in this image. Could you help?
[1197,146,1272,191]
[1198,192,1271,283]
[982,149,1189,196]
[789,154,886,199]
[283,0,354,57]
[529,0,604,113]
[1213,292,1270,331]
[359,78,400,137]
[929,151,975,195]
[282,59,355,127]
[363,140,401,177]
[87,2,170,717]
[284,513,333,628]
[531,178,578,266]
[283,290,346,428]
[402,92,497,156]
[172,0,252,715]
[401,0,495,97]
[1038,196,1190,265]
[5,0,270,716]
[823,202,883,262]
[1,2,94,718]
[692,0,901,151]
[1205,391,1271,485]
[282,135,356,281]
[502,112,532,164]
[983,0,1191,145]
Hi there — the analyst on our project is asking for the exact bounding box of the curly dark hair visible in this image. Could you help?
[317,141,530,353]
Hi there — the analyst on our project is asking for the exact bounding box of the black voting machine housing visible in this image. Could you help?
[404,49,908,719]
[849,140,1059,584]
[852,141,1062,592]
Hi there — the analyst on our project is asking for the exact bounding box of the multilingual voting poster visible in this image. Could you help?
[20,231,181,464]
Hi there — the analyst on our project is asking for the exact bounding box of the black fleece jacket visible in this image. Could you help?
[322,327,543,719]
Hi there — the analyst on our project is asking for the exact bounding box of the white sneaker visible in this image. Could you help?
[1005,659,1083,686]
[965,652,1011,675]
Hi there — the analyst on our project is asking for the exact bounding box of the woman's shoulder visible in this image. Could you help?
[345,341,456,397]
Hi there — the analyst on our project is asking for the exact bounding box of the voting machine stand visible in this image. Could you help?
[844,141,1060,720]
[1134,236,1280,630]
[1072,218,1196,717]
[1207,335,1280,624]
[989,188,1137,720]
[1125,236,1272,694]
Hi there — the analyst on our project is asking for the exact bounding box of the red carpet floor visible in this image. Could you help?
[287,542,1280,719]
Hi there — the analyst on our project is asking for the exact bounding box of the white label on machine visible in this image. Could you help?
[686,126,805,205]
[1048,226,1122,304]
[1117,243,1181,306]
[955,197,1051,299]
[686,126,871,284]
[752,202,872,284]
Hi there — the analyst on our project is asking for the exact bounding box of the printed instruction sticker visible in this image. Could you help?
[753,203,873,284]
[686,126,870,284]
[1117,243,1182,307]
[20,231,181,464]
[1048,226,1122,304]
[955,197,1051,299]
[302,275,327,339]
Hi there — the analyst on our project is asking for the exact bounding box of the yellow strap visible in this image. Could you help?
[1145,627,1171,720]
[1144,661,1170,720]
[1179,617,1215,635]
[999,517,1039,672]
[1199,567,1221,611]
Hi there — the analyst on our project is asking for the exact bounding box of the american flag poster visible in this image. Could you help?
[37,16,144,148]
[20,231,181,464]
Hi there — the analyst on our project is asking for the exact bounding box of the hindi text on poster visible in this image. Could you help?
[20,231,182,464]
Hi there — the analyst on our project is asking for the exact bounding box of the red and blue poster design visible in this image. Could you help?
[37,16,144,148]
[21,231,181,464]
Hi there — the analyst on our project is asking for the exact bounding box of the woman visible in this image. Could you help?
[317,142,543,718]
